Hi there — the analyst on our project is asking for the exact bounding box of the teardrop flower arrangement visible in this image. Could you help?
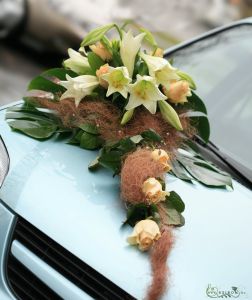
[6,23,233,300]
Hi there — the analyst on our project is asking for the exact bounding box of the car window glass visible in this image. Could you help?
[167,25,252,171]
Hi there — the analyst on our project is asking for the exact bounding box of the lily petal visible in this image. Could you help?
[120,30,145,78]
[64,49,90,74]
[60,74,99,106]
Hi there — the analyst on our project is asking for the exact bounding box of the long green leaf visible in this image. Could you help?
[177,153,232,188]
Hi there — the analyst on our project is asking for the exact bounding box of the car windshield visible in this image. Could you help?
[165,24,252,176]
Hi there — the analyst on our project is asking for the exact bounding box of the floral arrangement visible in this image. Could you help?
[5,23,232,300]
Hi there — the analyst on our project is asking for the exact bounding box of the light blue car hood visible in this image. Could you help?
[1,103,252,300]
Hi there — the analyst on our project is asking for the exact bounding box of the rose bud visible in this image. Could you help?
[127,219,161,251]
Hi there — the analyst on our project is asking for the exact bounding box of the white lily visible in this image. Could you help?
[140,52,179,87]
[120,30,146,78]
[126,75,167,114]
[64,48,90,74]
[101,66,131,98]
[60,74,99,106]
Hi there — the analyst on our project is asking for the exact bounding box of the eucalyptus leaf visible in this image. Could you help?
[81,23,121,46]
[158,100,183,131]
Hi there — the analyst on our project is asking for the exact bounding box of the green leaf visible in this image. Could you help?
[166,191,185,213]
[101,36,113,52]
[88,156,100,171]
[184,91,207,115]
[177,70,196,90]
[137,61,149,76]
[117,138,136,153]
[141,129,162,142]
[98,150,122,173]
[139,27,157,47]
[130,135,143,144]
[159,195,185,227]
[125,203,158,227]
[79,123,99,135]
[121,109,134,125]
[8,119,57,139]
[80,132,103,150]
[81,23,122,46]
[158,100,183,131]
[42,68,78,80]
[87,52,104,75]
[28,76,66,93]
[190,116,210,143]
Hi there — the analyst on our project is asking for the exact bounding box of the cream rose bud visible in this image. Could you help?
[127,219,161,251]
[142,177,168,204]
[151,149,171,172]
[96,64,109,89]
[163,80,192,104]
[90,42,112,61]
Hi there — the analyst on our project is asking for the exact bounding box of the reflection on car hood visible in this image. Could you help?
[1,104,252,300]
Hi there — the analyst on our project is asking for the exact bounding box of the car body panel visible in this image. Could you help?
[1,104,252,299]
[0,201,16,300]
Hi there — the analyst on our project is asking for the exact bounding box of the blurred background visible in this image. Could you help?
[1,0,252,105]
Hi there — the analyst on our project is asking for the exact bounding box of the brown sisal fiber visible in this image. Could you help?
[147,228,174,300]
[31,98,195,151]
[120,149,165,204]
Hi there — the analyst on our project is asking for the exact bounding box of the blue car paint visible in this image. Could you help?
[1,102,252,299]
